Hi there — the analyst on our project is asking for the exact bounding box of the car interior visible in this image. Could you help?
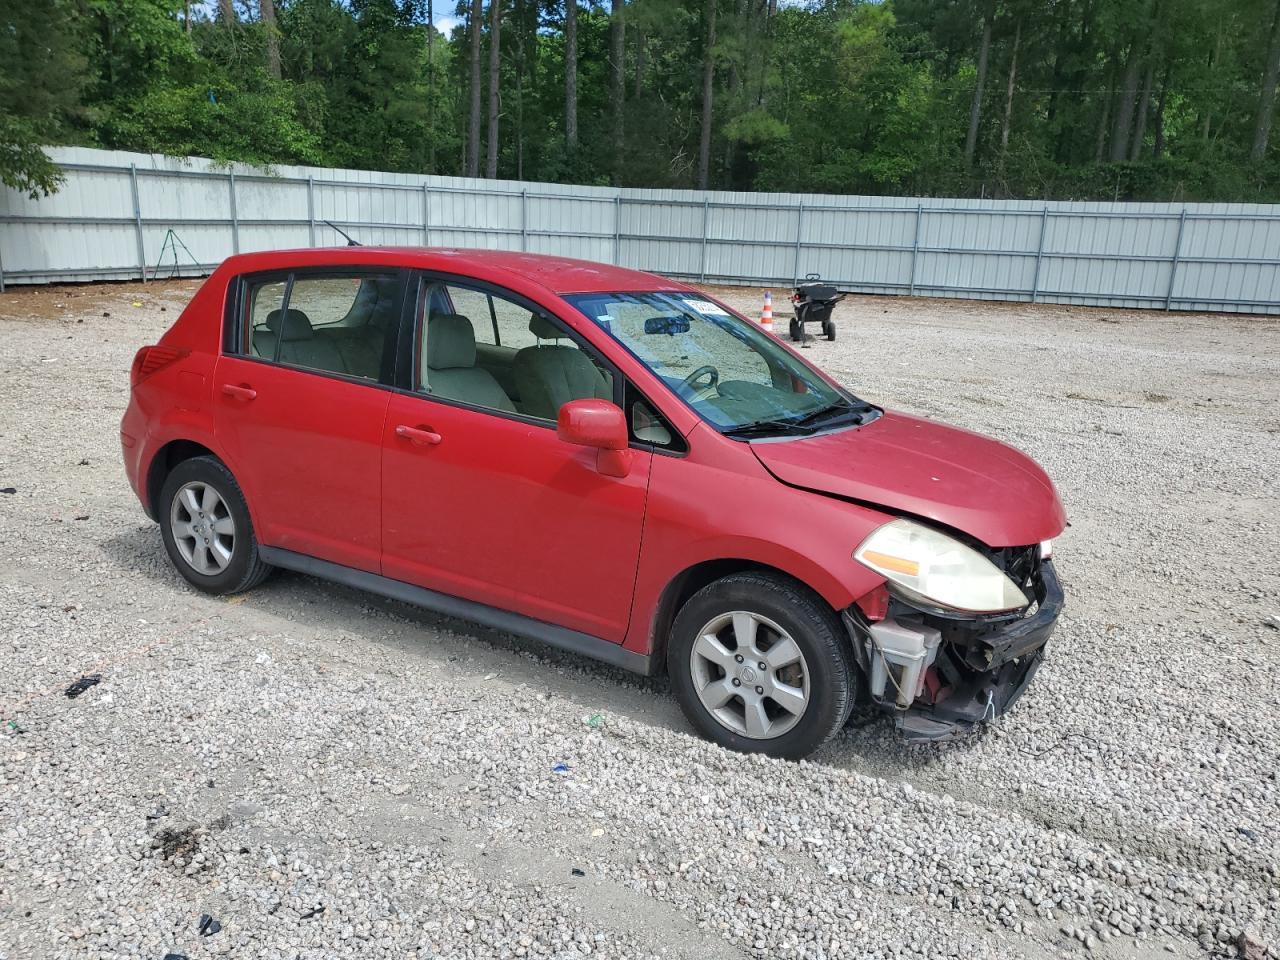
[245,273,676,445]
[418,285,614,423]
[250,275,402,381]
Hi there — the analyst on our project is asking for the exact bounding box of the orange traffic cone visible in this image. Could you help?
[760,291,774,333]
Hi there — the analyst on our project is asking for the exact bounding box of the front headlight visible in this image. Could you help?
[854,518,1029,614]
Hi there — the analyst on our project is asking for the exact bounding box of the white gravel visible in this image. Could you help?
[1,279,1277,960]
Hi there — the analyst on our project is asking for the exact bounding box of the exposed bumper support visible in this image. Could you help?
[844,560,1064,743]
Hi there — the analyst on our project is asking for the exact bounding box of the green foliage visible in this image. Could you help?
[0,0,85,195]
[2,0,1279,200]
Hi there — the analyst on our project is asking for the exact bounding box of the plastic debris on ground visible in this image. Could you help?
[197,913,222,936]
[552,762,571,775]
[65,674,102,699]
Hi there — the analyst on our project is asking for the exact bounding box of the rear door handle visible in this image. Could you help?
[221,383,257,401]
[395,424,443,446]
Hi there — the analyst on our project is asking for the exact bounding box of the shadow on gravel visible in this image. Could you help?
[98,526,686,733]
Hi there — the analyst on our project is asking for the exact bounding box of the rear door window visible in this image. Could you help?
[240,271,406,385]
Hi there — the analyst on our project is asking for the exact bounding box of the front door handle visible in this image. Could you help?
[221,383,257,401]
[395,424,443,446]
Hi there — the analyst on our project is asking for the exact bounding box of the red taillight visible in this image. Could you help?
[130,345,188,387]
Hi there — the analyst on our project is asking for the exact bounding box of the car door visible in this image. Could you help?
[214,268,408,574]
[380,275,652,642]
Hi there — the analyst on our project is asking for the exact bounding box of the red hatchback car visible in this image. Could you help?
[122,248,1066,758]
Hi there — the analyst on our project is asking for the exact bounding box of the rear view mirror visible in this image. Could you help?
[644,315,691,336]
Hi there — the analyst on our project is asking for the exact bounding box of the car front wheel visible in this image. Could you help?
[158,455,272,595]
[668,572,856,759]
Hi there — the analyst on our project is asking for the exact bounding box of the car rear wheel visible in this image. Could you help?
[668,572,856,759]
[158,456,272,595]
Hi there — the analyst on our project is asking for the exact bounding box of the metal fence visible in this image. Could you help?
[2,146,1278,314]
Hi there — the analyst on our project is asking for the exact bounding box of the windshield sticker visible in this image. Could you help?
[681,298,730,316]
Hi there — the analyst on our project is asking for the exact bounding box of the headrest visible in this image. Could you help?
[427,313,477,370]
[265,308,313,341]
[528,313,562,340]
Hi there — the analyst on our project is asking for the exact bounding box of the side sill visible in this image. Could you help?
[258,546,654,676]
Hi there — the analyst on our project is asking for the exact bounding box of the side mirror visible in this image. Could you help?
[557,399,633,478]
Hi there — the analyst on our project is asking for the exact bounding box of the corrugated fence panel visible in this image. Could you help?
[1,146,1276,313]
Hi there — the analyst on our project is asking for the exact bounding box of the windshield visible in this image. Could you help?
[565,291,872,435]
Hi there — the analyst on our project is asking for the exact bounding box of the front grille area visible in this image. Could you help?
[984,543,1042,595]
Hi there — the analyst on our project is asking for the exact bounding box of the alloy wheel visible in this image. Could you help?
[689,610,810,739]
[170,481,236,575]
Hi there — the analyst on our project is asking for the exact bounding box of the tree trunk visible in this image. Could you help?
[1252,0,1280,162]
[1094,72,1113,163]
[184,0,191,33]
[218,0,235,24]
[1109,49,1141,162]
[964,8,993,166]
[610,0,625,183]
[260,0,281,78]
[565,0,578,152]
[466,0,483,177]
[1153,64,1171,159]
[1130,61,1155,161]
[633,27,646,99]
[514,0,526,180]
[697,0,717,189]
[427,0,436,171]
[999,18,1021,155]
[486,0,502,178]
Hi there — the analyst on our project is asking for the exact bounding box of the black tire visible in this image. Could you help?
[158,455,272,595]
[667,572,856,760]
[824,320,836,341]
[789,317,802,342]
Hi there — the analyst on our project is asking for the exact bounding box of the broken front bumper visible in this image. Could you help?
[844,560,1064,743]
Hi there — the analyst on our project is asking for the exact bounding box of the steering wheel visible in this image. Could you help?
[678,365,720,397]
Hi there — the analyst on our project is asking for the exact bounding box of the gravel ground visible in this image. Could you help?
[1,277,1278,960]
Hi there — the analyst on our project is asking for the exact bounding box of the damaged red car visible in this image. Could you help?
[121,248,1066,758]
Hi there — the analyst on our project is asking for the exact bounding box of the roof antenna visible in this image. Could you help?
[324,220,362,246]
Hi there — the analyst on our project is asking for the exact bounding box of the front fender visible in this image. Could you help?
[622,443,891,656]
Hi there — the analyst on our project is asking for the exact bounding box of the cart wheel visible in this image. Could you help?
[823,320,836,342]
[789,318,802,342]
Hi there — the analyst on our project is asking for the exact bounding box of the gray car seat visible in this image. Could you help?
[512,314,612,420]
[424,313,515,412]
[255,309,347,373]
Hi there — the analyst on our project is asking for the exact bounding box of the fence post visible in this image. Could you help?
[521,189,528,251]
[228,171,240,255]
[1165,208,1187,311]
[613,196,622,265]
[307,176,316,247]
[699,198,710,281]
[422,182,431,246]
[1030,206,1049,302]
[129,163,146,282]
[0,241,5,293]
[792,200,805,286]
[908,204,923,296]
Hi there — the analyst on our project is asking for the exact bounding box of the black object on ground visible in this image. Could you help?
[65,674,101,699]
[300,905,326,919]
[570,867,586,877]
[162,954,189,960]
[197,913,222,936]
[0,487,15,494]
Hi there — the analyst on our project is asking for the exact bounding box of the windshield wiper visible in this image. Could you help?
[722,418,820,439]
[788,398,873,429]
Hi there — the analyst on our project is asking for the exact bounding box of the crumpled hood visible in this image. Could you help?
[751,411,1066,547]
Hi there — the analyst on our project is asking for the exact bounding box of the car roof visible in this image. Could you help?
[218,247,694,296]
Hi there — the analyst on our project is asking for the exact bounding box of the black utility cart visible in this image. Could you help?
[789,275,846,342]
